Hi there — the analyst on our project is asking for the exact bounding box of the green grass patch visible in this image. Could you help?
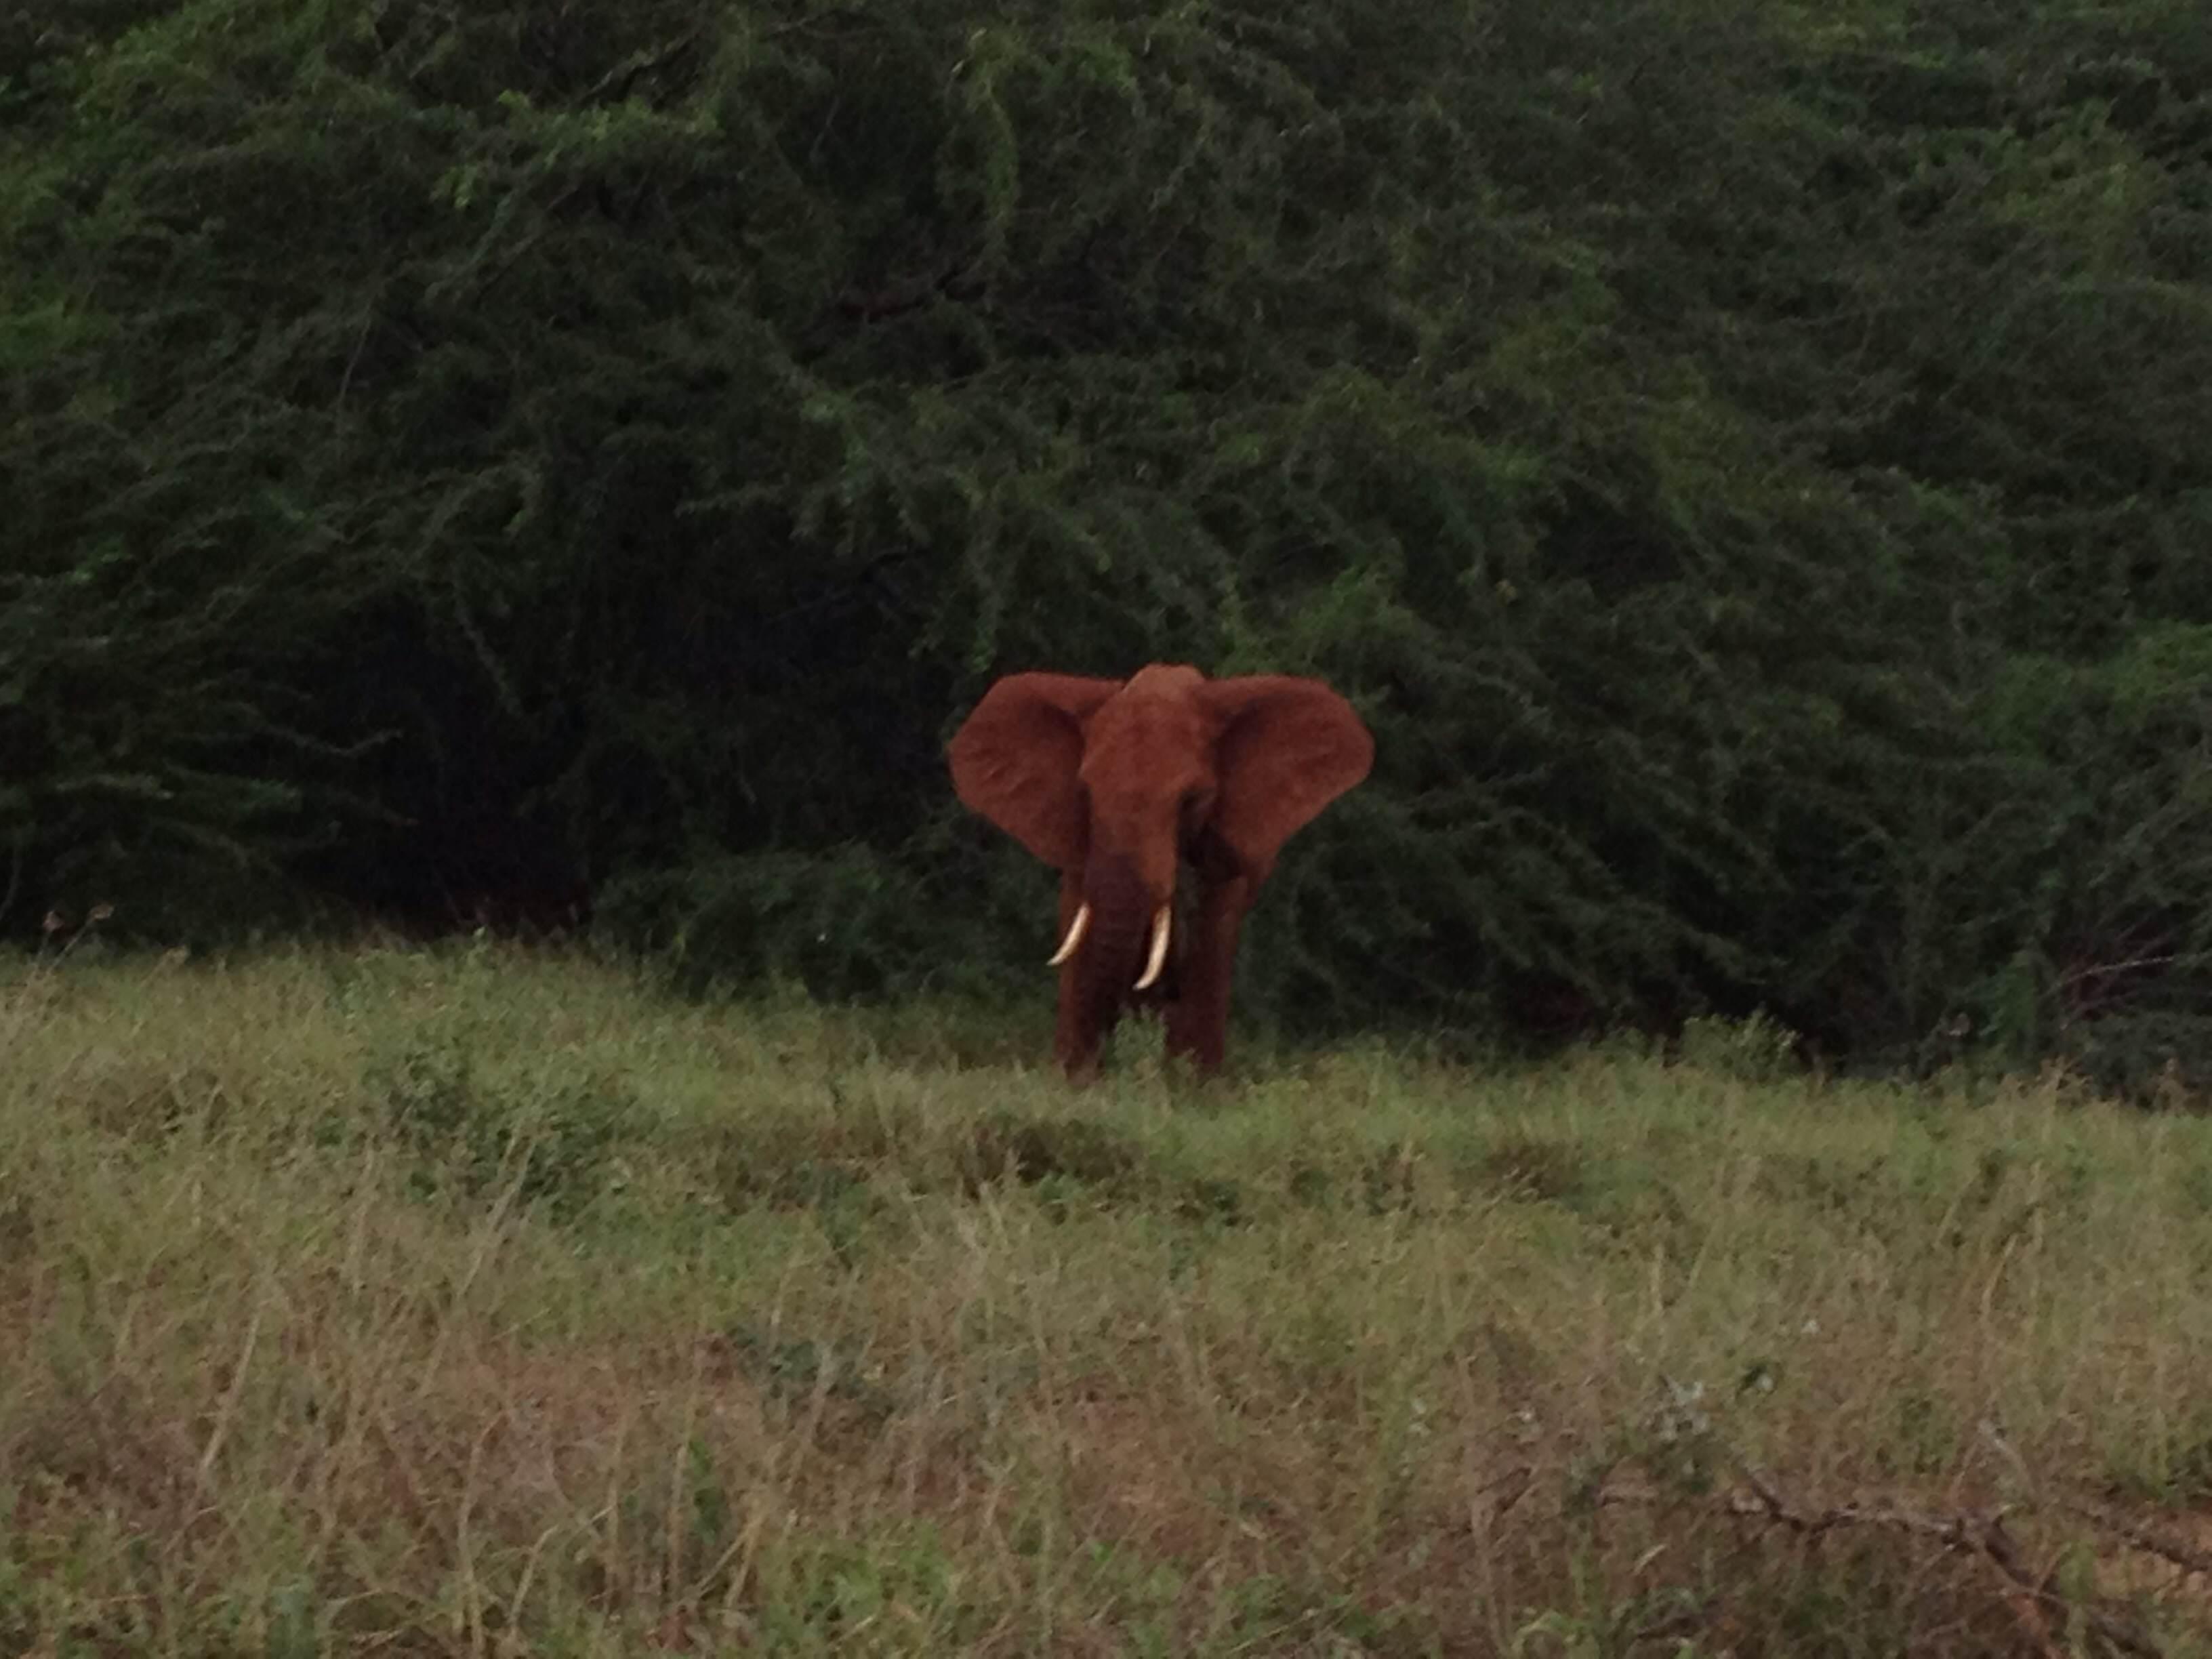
[3,941,2209,1654]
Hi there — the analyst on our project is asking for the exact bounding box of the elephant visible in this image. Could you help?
[948,663,1373,1078]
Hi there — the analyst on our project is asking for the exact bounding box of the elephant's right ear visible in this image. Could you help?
[948,673,1121,870]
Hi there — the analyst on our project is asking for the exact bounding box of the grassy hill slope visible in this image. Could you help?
[3,943,2209,1654]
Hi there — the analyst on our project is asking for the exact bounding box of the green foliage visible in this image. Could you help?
[5,0,2212,1070]
[594,844,964,1000]
[1677,1011,1804,1085]
[365,1036,631,1218]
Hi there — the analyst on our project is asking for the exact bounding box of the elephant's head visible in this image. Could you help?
[948,663,1372,1076]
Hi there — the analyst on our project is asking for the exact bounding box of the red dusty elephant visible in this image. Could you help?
[948,663,1373,1078]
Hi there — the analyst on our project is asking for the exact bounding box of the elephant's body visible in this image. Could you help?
[949,663,1372,1078]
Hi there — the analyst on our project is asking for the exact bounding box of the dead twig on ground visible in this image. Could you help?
[1723,1452,2162,1658]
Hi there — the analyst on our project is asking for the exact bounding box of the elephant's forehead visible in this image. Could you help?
[1081,687,1210,782]
[1122,662,1203,696]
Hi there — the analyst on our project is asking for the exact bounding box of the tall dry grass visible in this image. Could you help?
[3,939,2210,1654]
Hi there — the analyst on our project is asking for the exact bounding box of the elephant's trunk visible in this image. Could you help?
[1070,848,1154,1017]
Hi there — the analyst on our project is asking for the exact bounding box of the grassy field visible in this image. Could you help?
[3,939,2211,1656]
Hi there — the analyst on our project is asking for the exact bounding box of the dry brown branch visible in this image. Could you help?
[1723,1452,2163,1658]
[2068,1501,2212,1584]
[1982,1416,2212,1587]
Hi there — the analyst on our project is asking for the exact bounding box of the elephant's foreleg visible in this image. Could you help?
[1052,875,1113,1079]
[1165,877,1249,1075]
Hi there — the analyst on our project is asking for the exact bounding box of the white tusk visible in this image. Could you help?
[1047,903,1091,968]
[1132,905,1172,991]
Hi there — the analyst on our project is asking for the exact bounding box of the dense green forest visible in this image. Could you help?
[5,0,2211,1084]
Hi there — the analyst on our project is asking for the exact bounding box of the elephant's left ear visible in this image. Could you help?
[1203,675,1374,882]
